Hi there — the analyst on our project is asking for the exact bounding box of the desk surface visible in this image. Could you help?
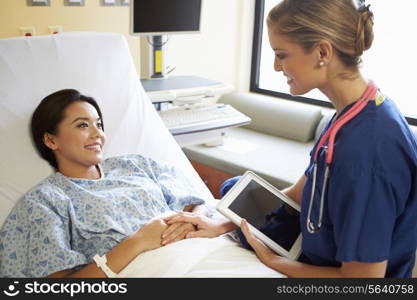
[141,75,221,92]
[141,75,243,146]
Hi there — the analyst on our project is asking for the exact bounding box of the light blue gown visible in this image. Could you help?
[0,154,206,277]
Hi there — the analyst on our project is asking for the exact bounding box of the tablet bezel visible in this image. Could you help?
[216,171,302,260]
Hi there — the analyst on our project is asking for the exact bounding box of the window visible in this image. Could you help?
[250,0,417,125]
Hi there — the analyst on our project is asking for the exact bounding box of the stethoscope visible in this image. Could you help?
[306,82,379,234]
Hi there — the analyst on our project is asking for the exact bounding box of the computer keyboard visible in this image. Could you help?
[159,103,251,135]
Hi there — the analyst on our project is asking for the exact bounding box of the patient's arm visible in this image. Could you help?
[48,218,168,278]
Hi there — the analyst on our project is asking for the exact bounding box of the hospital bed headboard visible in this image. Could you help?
[0,32,213,227]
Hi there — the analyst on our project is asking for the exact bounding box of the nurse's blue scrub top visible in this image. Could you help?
[301,96,417,277]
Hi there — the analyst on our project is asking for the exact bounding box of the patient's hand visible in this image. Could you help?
[134,218,168,252]
[161,222,196,245]
[164,212,235,239]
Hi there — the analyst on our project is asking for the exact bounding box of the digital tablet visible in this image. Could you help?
[216,171,302,260]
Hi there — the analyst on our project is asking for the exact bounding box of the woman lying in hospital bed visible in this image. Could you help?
[0,89,281,278]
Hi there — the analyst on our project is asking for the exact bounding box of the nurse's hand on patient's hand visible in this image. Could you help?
[133,218,168,251]
[240,219,277,268]
[161,222,196,245]
[164,212,225,238]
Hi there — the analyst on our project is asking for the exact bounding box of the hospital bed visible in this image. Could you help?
[0,32,282,277]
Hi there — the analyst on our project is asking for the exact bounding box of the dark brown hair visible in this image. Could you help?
[30,89,104,170]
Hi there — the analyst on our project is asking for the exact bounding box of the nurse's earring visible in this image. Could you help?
[319,61,325,67]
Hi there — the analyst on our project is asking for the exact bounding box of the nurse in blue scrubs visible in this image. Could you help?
[165,0,417,277]
[237,0,417,278]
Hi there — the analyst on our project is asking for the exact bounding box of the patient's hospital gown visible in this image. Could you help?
[0,154,206,277]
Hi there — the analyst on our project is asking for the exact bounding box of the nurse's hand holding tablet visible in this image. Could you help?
[216,171,302,261]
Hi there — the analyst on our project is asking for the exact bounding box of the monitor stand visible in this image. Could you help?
[149,35,167,79]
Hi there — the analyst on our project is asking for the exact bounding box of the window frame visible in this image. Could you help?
[249,0,417,126]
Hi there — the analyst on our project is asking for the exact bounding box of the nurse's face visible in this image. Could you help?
[44,101,106,172]
[268,26,323,96]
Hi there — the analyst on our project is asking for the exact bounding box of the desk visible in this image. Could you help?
[141,75,250,147]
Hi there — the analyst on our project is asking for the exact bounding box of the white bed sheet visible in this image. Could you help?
[116,207,284,278]
[117,235,284,278]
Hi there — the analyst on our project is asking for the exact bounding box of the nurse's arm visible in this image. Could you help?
[281,175,306,205]
[266,257,387,278]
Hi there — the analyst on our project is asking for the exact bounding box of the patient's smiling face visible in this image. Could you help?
[43,101,107,178]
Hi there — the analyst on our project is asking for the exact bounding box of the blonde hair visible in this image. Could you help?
[267,0,374,67]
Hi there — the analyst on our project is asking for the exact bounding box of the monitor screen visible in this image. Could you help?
[131,0,202,35]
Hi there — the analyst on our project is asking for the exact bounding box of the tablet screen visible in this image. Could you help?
[228,179,300,252]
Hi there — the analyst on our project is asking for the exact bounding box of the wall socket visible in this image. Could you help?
[20,26,36,36]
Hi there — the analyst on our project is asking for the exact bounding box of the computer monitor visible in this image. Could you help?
[130,0,202,79]
[130,0,202,36]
